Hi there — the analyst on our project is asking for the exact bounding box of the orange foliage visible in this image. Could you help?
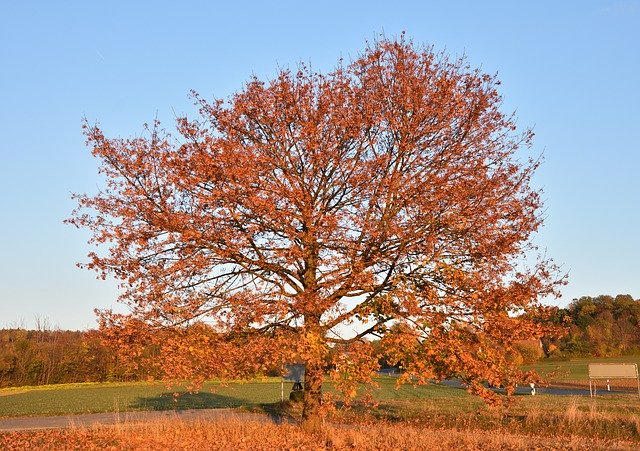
[68,35,564,425]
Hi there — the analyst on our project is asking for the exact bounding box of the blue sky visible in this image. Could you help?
[0,1,638,330]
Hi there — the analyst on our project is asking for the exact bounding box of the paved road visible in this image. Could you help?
[436,378,637,396]
[0,408,280,432]
[376,371,636,397]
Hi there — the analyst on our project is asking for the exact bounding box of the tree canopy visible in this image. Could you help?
[545,295,640,357]
[69,36,563,427]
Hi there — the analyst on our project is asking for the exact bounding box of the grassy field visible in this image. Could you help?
[2,357,640,446]
[524,355,640,383]
[0,378,479,418]
[1,382,640,447]
[2,356,639,418]
[0,379,284,417]
[3,415,637,450]
[5,418,637,451]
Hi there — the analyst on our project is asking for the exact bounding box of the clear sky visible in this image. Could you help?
[0,1,638,330]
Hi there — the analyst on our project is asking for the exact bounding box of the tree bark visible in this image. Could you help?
[301,356,324,432]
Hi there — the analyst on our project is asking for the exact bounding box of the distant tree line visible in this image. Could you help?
[0,328,155,388]
[1,294,638,387]
[543,294,640,358]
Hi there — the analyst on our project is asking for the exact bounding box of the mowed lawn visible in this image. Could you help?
[1,356,640,419]
[2,371,640,444]
[0,378,478,418]
[0,380,283,417]
[524,355,640,382]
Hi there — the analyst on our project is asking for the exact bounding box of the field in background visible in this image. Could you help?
[524,355,640,388]
[3,356,640,417]
[0,378,479,418]
[0,379,283,417]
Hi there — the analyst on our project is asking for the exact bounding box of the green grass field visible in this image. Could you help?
[1,356,639,442]
[0,375,636,420]
[2,355,640,418]
[524,355,640,382]
[0,379,284,417]
[2,365,640,443]
[0,378,479,418]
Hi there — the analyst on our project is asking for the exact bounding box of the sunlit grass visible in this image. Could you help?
[2,372,640,443]
[2,367,640,419]
[523,355,640,382]
[1,415,638,450]
[0,378,478,418]
[0,379,283,417]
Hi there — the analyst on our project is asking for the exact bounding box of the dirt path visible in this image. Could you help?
[0,408,284,432]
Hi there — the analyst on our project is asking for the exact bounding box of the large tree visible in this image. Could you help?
[70,36,562,429]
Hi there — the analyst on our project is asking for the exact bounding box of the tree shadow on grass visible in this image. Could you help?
[129,392,294,425]
[129,391,247,411]
[257,401,301,424]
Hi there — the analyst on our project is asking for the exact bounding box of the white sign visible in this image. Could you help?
[589,363,638,379]
[588,363,640,398]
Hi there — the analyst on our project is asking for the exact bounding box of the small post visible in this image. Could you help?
[607,379,610,391]
[530,382,536,396]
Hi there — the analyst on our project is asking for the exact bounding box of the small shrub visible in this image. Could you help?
[514,340,544,364]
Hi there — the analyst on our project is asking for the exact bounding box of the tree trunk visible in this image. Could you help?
[300,228,323,432]
[301,356,324,432]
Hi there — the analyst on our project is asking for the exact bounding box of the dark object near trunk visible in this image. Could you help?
[289,382,304,402]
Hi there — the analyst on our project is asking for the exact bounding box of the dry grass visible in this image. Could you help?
[324,396,640,442]
[563,398,580,423]
[1,415,638,450]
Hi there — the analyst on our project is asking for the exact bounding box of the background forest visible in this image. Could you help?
[1,294,639,388]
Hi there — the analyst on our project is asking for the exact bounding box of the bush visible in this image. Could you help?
[514,340,544,364]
